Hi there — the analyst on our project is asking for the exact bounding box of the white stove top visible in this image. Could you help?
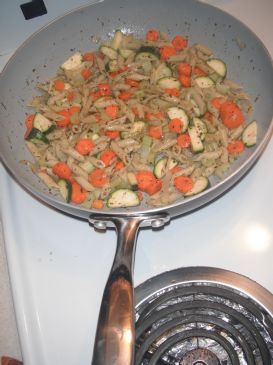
[1,1,273,365]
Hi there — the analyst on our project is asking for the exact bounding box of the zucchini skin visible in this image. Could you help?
[135,46,160,61]
[184,176,209,196]
[25,128,49,144]
[167,107,189,132]
[188,126,204,153]
[194,76,215,88]
[137,46,160,56]
[207,58,227,78]
[158,77,181,90]
[33,113,55,134]
[242,121,257,147]
[154,157,177,178]
[192,117,207,141]
[154,62,172,83]
[58,179,72,203]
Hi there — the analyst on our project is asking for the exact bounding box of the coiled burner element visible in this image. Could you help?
[135,267,273,365]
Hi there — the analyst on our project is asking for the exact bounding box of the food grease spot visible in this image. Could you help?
[254,94,260,102]
[1,102,7,110]
[233,37,246,51]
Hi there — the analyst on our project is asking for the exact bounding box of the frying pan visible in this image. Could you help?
[0,0,273,364]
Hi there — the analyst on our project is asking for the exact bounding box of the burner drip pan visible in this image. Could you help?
[135,267,273,365]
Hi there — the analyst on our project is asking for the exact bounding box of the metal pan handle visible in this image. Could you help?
[89,213,170,365]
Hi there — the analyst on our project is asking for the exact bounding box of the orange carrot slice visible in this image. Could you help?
[54,79,65,91]
[71,182,86,204]
[164,88,180,97]
[146,29,159,41]
[125,78,140,87]
[177,63,191,76]
[148,125,163,139]
[119,91,132,100]
[174,175,193,193]
[177,134,191,148]
[220,101,244,129]
[91,199,104,209]
[193,66,207,76]
[169,118,183,133]
[105,130,120,139]
[57,110,70,127]
[227,140,245,154]
[52,162,72,179]
[179,74,191,88]
[81,68,92,80]
[100,149,116,166]
[172,35,188,50]
[160,46,177,60]
[89,168,108,187]
[98,83,111,96]
[75,139,94,155]
[83,52,94,62]
[105,105,119,119]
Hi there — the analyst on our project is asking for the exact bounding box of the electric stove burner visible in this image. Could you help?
[134,267,273,365]
[180,348,220,365]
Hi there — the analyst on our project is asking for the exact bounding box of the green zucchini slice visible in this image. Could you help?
[58,179,72,203]
[107,189,140,208]
[242,120,257,147]
[184,176,209,196]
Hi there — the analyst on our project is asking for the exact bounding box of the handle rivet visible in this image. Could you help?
[151,218,166,228]
[93,220,107,230]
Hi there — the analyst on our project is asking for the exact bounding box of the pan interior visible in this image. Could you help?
[0,0,273,218]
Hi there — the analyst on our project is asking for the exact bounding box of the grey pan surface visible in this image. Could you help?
[0,0,273,220]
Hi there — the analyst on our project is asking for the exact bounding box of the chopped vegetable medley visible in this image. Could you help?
[24,29,257,209]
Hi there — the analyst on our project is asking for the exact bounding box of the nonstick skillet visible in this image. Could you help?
[0,0,273,364]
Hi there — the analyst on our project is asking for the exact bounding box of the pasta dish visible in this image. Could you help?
[24,29,257,209]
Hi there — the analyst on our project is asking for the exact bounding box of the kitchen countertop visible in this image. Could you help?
[0,221,22,360]
[0,31,21,357]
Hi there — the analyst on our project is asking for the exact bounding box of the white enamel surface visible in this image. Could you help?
[1,1,273,365]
